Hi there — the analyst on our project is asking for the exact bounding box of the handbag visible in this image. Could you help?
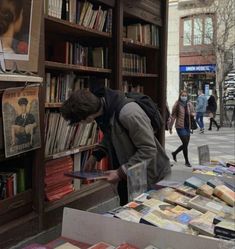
[191,116,198,130]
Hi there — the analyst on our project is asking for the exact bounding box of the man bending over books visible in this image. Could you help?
[61,87,171,205]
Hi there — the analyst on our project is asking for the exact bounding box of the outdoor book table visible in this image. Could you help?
[43,207,234,249]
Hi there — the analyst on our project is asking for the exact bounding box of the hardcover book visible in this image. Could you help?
[214,219,235,239]
[213,185,235,206]
[184,176,205,189]
[64,171,108,180]
[196,184,214,198]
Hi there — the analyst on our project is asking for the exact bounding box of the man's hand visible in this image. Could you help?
[83,155,97,171]
[104,170,120,184]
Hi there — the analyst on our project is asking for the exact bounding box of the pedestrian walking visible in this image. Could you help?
[207,90,220,131]
[196,90,208,134]
[168,90,195,167]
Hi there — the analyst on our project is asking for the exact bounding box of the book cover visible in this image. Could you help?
[175,185,197,197]
[127,161,147,202]
[114,208,142,223]
[196,184,214,198]
[147,187,176,201]
[163,191,191,208]
[189,211,216,237]
[55,242,81,249]
[116,243,139,249]
[184,176,205,189]
[154,180,182,190]
[64,170,108,180]
[188,195,235,219]
[88,242,115,249]
[214,219,235,239]
[141,210,188,233]
[213,185,235,206]
[207,178,224,188]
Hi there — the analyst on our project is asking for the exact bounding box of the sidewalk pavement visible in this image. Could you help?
[165,122,235,168]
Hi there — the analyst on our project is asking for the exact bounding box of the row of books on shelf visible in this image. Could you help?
[45,111,98,156]
[45,73,110,104]
[45,145,109,202]
[104,176,235,240]
[45,0,112,33]
[0,168,26,200]
[45,156,74,201]
[122,53,147,74]
[124,23,160,47]
[47,41,108,68]
[45,73,87,103]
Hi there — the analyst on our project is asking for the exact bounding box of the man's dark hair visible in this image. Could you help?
[61,89,101,125]
[18,97,28,106]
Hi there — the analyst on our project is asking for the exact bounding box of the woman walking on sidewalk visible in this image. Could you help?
[168,90,195,167]
[207,90,220,131]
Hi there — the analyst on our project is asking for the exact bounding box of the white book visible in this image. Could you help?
[79,122,93,146]
[82,3,93,27]
[45,72,51,103]
[78,1,89,25]
[99,10,107,32]
[88,10,98,29]
[69,0,77,23]
[73,153,81,190]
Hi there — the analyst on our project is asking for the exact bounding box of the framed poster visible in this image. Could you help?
[2,86,41,157]
[0,0,42,72]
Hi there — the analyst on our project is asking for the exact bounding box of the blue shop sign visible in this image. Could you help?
[180,64,216,73]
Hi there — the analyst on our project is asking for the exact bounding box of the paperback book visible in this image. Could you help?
[64,171,108,180]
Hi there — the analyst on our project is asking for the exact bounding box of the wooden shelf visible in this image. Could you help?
[45,61,112,74]
[45,16,112,39]
[45,181,109,212]
[123,38,159,50]
[45,103,62,108]
[123,72,159,78]
[45,144,98,161]
[0,74,43,83]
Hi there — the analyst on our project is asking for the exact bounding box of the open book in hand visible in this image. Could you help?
[64,170,108,180]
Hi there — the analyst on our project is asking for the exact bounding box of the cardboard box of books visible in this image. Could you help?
[58,207,234,249]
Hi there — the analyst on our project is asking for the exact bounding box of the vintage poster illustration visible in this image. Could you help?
[0,0,33,61]
[2,86,41,157]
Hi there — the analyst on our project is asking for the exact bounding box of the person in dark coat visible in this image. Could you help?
[207,91,220,131]
[61,87,171,205]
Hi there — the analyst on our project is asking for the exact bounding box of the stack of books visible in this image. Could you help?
[105,176,235,240]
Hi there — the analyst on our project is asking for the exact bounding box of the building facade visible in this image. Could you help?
[167,0,235,110]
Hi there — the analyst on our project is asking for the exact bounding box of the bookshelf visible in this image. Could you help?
[0,0,168,247]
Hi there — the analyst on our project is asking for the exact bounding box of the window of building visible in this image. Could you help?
[182,15,214,47]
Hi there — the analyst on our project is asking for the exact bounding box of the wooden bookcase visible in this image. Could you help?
[0,0,168,248]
